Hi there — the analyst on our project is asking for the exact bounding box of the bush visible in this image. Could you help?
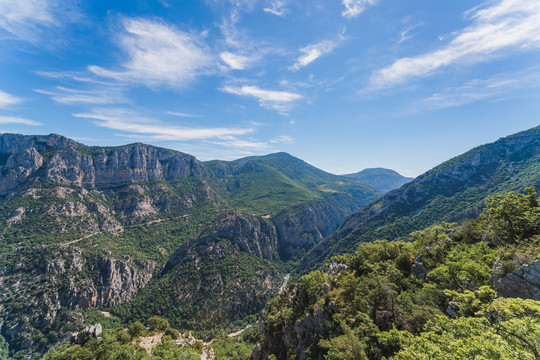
[127,321,145,339]
[148,316,170,332]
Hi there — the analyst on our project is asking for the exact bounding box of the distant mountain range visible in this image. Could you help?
[300,125,540,272]
[343,167,413,193]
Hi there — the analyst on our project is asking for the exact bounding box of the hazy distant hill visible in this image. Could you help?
[343,167,413,193]
[300,125,540,272]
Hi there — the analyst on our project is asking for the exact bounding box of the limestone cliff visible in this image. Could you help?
[0,245,155,352]
[0,134,209,195]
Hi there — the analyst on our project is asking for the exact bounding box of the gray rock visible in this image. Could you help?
[495,260,540,300]
[412,254,428,280]
[0,134,210,195]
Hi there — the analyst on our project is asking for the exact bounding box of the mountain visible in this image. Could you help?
[300,125,540,272]
[0,133,381,358]
[343,168,413,193]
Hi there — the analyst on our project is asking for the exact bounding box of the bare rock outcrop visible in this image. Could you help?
[0,134,210,195]
[273,200,353,260]
[494,260,540,300]
[0,245,156,351]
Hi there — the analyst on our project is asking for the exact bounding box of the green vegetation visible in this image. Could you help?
[211,325,259,360]
[113,239,284,340]
[42,317,204,360]
[259,188,540,359]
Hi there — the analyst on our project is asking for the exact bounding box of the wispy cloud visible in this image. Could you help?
[0,0,81,42]
[166,111,204,118]
[0,90,22,108]
[73,108,252,141]
[220,51,258,70]
[218,10,281,71]
[342,0,378,19]
[263,0,287,17]
[422,68,540,109]
[371,0,540,89]
[89,18,214,88]
[0,115,41,126]
[289,35,344,71]
[221,85,302,113]
[270,135,293,144]
[34,86,127,105]
[398,23,423,44]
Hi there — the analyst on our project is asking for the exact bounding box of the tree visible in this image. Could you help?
[148,316,169,332]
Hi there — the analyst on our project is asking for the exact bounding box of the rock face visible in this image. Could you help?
[167,211,279,267]
[251,263,345,360]
[273,200,352,260]
[495,260,540,300]
[0,134,209,195]
[133,212,284,332]
[0,133,79,154]
[0,245,155,353]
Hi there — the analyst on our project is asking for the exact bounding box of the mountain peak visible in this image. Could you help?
[343,167,413,193]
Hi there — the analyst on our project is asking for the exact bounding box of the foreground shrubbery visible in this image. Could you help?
[259,188,540,359]
[42,317,203,360]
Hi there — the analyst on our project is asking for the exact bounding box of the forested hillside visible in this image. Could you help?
[252,188,540,359]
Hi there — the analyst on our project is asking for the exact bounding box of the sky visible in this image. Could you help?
[0,0,539,177]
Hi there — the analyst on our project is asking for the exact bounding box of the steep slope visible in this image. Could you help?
[251,188,540,360]
[343,168,413,193]
[116,212,285,339]
[0,134,208,196]
[301,125,540,271]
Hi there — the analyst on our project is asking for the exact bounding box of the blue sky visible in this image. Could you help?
[0,0,539,176]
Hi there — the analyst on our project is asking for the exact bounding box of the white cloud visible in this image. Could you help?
[398,23,423,44]
[218,10,282,71]
[34,87,126,105]
[221,85,302,113]
[289,36,343,71]
[72,108,252,141]
[166,111,204,118]
[0,115,41,126]
[422,69,540,109]
[0,0,81,42]
[0,90,22,108]
[270,135,293,144]
[263,0,287,17]
[371,0,540,89]
[89,18,214,88]
[342,0,378,19]
[209,135,270,150]
[220,51,257,70]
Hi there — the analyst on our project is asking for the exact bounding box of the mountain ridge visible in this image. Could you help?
[300,125,540,272]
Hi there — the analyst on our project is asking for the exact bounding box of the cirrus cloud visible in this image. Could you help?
[0,115,41,126]
[0,90,22,108]
[221,85,302,113]
[289,35,344,71]
[73,108,253,141]
[88,18,214,88]
[371,0,540,89]
[342,0,379,19]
